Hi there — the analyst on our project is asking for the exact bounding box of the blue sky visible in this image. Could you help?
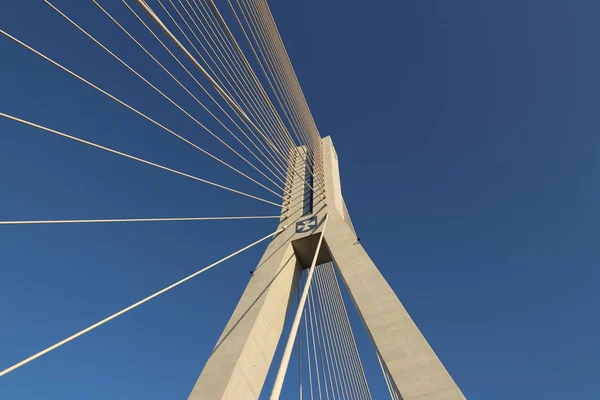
[1,0,599,399]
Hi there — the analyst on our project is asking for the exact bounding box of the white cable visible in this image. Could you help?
[320,263,363,399]
[254,0,325,180]
[92,0,287,194]
[311,282,332,400]
[41,2,284,201]
[323,263,369,399]
[193,0,300,160]
[134,0,278,154]
[0,216,280,225]
[226,0,320,184]
[378,353,399,400]
[328,262,374,399]
[307,287,324,400]
[269,213,329,400]
[229,0,306,149]
[228,0,325,197]
[379,353,394,399]
[298,271,303,400]
[254,7,322,169]
[323,262,359,398]
[245,0,318,157]
[156,0,234,103]
[133,0,319,197]
[166,0,289,164]
[312,266,339,399]
[0,28,284,202]
[0,227,284,378]
[145,0,322,203]
[201,0,315,182]
[121,0,290,185]
[177,0,295,163]
[313,265,346,399]
[325,264,354,400]
[0,112,281,207]
[237,0,319,161]
[303,274,315,400]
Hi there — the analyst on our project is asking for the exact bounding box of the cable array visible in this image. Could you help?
[2,0,328,216]
[228,0,324,185]
[0,1,396,397]
[0,0,325,380]
[282,262,374,400]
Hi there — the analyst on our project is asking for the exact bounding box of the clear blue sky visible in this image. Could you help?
[1,0,599,399]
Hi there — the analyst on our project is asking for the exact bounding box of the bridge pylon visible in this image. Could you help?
[188,137,465,400]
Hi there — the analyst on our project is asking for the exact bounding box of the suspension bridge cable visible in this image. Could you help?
[307,288,324,400]
[328,263,370,399]
[178,0,296,160]
[133,1,298,179]
[325,270,370,400]
[0,112,281,207]
[41,1,284,201]
[194,0,302,162]
[303,274,315,400]
[166,0,298,180]
[319,263,360,399]
[132,0,325,203]
[0,216,280,226]
[269,214,330,400]
[225,0,312,161]
[253,1,323,177]
[157,0,233,102]
[308,268,336,400]
[310,267,338,399]
[237,0,317,154]
[202,0,317,180]
[328,262,374,399]
[307,281,333,400]
[0,227,285,378]
[298,271,304,400]
[230,0,307,147]
[323,263,371,399]
[311,268,338,398]
[0,29,284,203]
[312,283,332,400]
[317,264,360,399]
[163,0,280,153]
[241,0,316,153]
[121,0,290,186]
[257,0,322,152]
[135,0,271,147]
[379,354,395,400]
[91,0,288,195]
[378,353,400,400]
[253,0,324,175]
[313,266,346,399]
[227,0,324,192]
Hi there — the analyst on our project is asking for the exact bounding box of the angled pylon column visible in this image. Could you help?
[324,214,465,400]
[188,149,309,400]
[320,136,465,400]
[188,237,301,400]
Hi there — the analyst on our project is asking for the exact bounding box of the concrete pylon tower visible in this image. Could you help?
[188,137,465,400]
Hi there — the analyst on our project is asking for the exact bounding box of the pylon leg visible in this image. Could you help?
[324,212,465,400]
[188,238,302,400]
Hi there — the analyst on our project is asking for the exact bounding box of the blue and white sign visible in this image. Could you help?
[296,216,318,233]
